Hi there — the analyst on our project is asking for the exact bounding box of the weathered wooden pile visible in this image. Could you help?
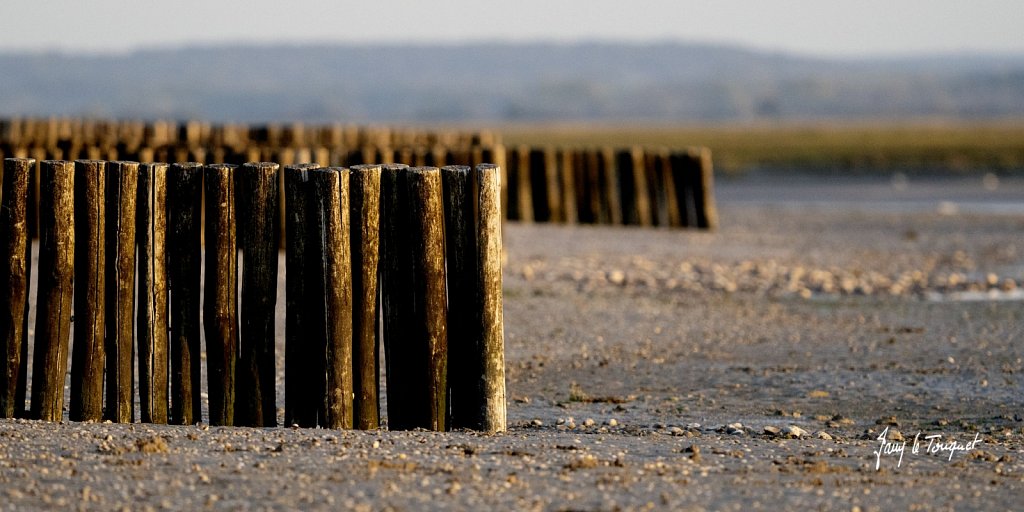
[0,157,506,432]
[0,118,717,231]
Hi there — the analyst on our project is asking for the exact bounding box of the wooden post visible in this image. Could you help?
[204,163,238,426]
[137,162,169,424]
[443,165,506,432]
[31,160,75,422]
[616,147,652,226]
[583,149,601,224]
[558,149,577,225]
[407,167,448,431]
[480,144,507,222]
[599,147,622,225]
[669,151,696,227]
[284,162,320,427]
[693,147,718,230]
[349,164,381,430]
[236,162,280,427]
[514,145,533,223]
[442,166,476,429]
[12,156,32,418]
[380,164,416,429]
[310,167,353,430]
[645,149,672,227]
[104,161,138,423]
[0,158,33,418]
[70,159,106,422]
[167,163,203,424]
[475,164,506,432]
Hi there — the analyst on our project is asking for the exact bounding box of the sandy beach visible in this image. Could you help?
[1,173,1022,511]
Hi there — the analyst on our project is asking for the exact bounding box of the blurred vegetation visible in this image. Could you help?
[498,121,1024,176]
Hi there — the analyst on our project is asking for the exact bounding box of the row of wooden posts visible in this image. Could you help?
[1,143,716,236]
[1,118,717,231]
[0,158,506,432]
[0,118,494,157]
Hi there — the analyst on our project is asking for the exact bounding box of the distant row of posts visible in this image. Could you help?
[0,118,717,233]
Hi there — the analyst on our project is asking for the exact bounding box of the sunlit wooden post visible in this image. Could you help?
[204,163,238,426]
[70,159,106,422]
[104,161,138,423]
[0,158,33,418]
[31,160,75,422]
[137,162,169,424]
[349,164,382,430]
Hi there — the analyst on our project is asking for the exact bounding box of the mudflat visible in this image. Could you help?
[1,176,1022,511]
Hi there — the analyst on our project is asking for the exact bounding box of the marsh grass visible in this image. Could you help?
[498,121,1024,175]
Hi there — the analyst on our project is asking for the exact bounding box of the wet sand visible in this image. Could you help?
[1,176,1022,510]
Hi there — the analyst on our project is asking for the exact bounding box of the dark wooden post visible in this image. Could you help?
[311,168,353,429]
[645,148,672,227]
[284,162,320,427]
[236,162,280,427]
[558,149,577,225]
[583,149,601,224]
[104,161,138,423]
[380,164,416,429]
[530,147,560,223]
[137,162,169,424]
[0,158,33,418]
[443,165,506,432]
[514,145,533,223]
[442,166,476,429]
[669,151,696,227]
[167,162,203,424]
[407,167,448,431]
[616,147,652,226]
[70,159,106,422]
[31,160,75,422]
[349,164,381,430]
[599,147,622,225]
[204,163,238,426]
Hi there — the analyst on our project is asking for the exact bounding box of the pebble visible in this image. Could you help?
[607,270,626,285]
[584,418,595,427]
[606,419,618,427]
[815,431,833,441]
[540,253,1012,299]
[783,425,808,438]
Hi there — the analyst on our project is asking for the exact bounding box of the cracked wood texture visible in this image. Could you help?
[104,161,138,423]
[406,167,448,432]
[204,164,238,426]
[71,159,106,422]
[284,163,320,427]
[311,168,353,430]
[168,163,203,425]
[31,160,74,422]
[0,158,33,418]
[137,163,169,424]
[236,162,280,427]
[349,164,381,430]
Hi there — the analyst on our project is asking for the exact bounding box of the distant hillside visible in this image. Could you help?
[1,43,1023,123]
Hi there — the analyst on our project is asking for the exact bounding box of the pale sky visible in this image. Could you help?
[1,0,1022,57]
